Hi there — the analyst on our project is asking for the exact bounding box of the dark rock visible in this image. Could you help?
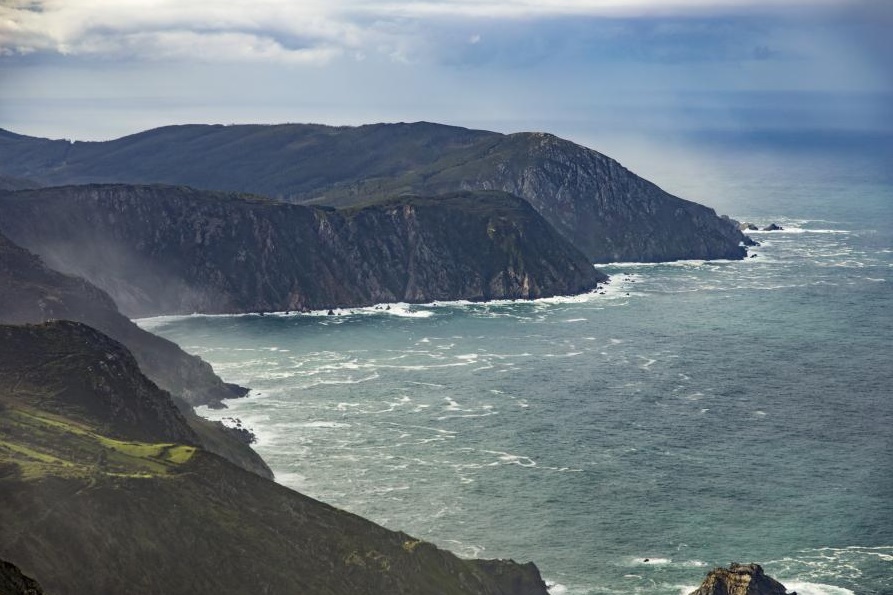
[762,223,784,231]
[0,232,272,477]
[0,185,604,317]
[0,230,249,409]
[0,321,198,445]
[0,122,748,263]
[690,563,794,595]
[739,222,760,231]
[0,558,45,595]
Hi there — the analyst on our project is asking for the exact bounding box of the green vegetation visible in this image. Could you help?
[1,403,195,479]
[0,322,549,595]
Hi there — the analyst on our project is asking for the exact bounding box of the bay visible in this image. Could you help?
[140,135,892,595]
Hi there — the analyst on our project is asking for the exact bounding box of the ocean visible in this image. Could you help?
[138,134,892,595]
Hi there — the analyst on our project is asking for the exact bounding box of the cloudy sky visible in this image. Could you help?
[0,0,890,147]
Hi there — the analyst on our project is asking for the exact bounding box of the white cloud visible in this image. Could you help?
[358,0,847,19]
[0,0,364,63]
[0,0,851,63]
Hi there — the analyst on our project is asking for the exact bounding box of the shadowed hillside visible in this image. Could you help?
[0,123,748,262]
[0,232,271,476]
[0,184,605,317]
[0,321,549,595]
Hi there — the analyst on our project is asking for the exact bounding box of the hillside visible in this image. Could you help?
[0,184,605,317]
[0,232,271,476]
[0,122,748,262]
[0,321,549,595]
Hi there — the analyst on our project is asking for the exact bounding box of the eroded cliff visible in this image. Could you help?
[0,184,604,317]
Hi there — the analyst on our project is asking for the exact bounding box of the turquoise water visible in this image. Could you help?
[140,144,892,595]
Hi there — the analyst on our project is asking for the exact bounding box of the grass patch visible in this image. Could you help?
[0,405,196,479]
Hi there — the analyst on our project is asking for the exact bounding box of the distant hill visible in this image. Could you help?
[0,321,549,595]
[0,123,748,262]
[0,184,605,317]
[0,231,272,476]
[0,175,41,191]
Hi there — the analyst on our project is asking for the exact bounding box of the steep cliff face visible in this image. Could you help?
[0,321,550,595]
[0,321,197,444]
[396,132,747,263]
[0,559,44,595]
[0,231,241,406]
[0,184,604,317]
[0,234,272,475]
[690,564,793,595]
[0,122,748,262]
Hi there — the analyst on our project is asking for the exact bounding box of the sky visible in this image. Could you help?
[0,0,890,156]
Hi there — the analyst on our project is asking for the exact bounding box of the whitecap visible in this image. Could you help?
[630,557,671,565]
[747,228,849,235]
[299,421,351,429]
[782,581,856,595]
[545,582,568,594]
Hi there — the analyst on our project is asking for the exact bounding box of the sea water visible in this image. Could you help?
[139,135,892,595]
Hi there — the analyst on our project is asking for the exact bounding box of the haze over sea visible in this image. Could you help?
[140,132,892,595]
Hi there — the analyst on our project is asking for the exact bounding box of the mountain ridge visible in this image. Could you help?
[0,184,605,317]
[0,122,749,263]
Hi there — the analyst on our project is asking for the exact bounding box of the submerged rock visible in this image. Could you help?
[690,563,794,595]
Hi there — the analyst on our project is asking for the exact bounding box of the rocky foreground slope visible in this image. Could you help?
[0,122,748,262]
[0,184,604,317]
[0,231,271,475]
[0,321,549,595]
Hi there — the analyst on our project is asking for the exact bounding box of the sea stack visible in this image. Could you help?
[689,563,795,595]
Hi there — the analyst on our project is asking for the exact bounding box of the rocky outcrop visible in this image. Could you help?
[762,223,784,231]
[0,231,244,408]
[0,321,198,444]
[321,130,748,263]
[0,184,604,317]
[0,559,45,595]
[0,122,748,263]
[690,563,794,595]
[0,233,272,476]
[0,321,550,595]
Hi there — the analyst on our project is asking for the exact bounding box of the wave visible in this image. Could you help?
[601,259,741,268]
[781,582,856,595]
[746,228,850,235]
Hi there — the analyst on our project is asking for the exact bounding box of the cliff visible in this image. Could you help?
[0,184,604,318]
[691,563,794,595]
[0,321,550,595]
[0,232,272,475]
[0,559,45,595]
[0,122,748,262]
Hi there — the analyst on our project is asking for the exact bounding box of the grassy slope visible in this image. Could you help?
[0,231,273,477]
[0,322,548,595]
